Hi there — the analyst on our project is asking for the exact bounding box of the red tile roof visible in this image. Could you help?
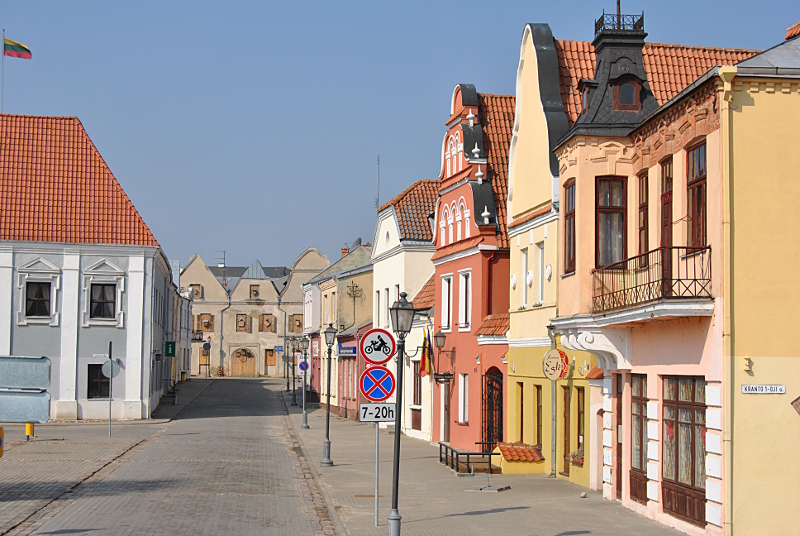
[585,366,605,380]
[508,203,552,230]
[411,275,436,310]
[0,114,159,246]
[476,313,510,336]
[478,93,514,249]
[498,442,545,462]
[554,41,759,126]
[787,21,800,40]
[430,236,483,262]
[379,179,438,242]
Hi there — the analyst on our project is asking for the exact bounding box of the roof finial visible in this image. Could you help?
[467,109,475,127]
[472,142,481,158]
[481,206,490,224]
[475,165,484,184]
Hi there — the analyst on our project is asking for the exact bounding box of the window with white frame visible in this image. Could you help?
[394,284,400,305]
[464,208,471,238]
[458,270,471,330]
[441,207,449,246]
[521,248,528,308]
[81,259,125,328]
[16,256,61,326]
[455,132,463,172]
[537,242,545,305]
[456,206,462,241]
[458,373,469,423]
[384,288,390,329]
[441,275,452,331]
[448,206,454,244]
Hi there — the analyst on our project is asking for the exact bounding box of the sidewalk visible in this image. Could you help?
[0,379,211,534]
[283,391,682,536]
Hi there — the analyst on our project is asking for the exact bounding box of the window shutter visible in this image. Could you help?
[209,315,215,332]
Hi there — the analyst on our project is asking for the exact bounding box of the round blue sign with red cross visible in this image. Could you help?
[298,360,309,372]
[359,366,395,402]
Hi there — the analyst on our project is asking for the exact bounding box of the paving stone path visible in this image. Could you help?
[1,379,335,536]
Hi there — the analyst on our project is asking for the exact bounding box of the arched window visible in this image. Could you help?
[448,204,455,244]
[451,137,458,175]
[464,207,471,238]
[455,132,463,172]
[445,144,452,177]
[455,205,462,241]
[441,207,449,245]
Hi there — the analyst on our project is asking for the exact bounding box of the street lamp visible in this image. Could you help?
[291,337,299,406]
[387,292,415,536]
[301,336,310,429]
[321,323,337,467]
[433,331,454,384]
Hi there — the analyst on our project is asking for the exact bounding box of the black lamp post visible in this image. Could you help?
[432,331,454,384]
[387,292,415,536]
[301,336,310,429]
[321,323,337,467]
[291,338,299,406]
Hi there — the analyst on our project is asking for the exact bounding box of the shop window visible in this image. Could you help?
[87,364,109,399]
[535,385,543,449]
[596,177,627,267]
[662,376,707,526]
[26,281,51,317]
[687,142,707,248]
[631,374,649,504]
[564,181,576,273]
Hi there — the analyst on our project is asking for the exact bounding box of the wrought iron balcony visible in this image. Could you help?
[594,11,644,36]
[191,329,204,341]
[592,246,711,314]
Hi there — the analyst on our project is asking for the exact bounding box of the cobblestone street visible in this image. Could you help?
[1,379,683,535]
[0,379,334,536]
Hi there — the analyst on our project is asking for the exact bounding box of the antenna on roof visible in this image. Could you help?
[375,154,381,210]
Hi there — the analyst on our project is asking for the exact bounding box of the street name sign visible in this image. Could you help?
[741,384,785,394]
[275,345,283,353]
[0,356,51,389]
[359,366,395,402]
[359,328,396,365]
[359,403,395,422]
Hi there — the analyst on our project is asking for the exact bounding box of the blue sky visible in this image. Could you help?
[1,1,797,268]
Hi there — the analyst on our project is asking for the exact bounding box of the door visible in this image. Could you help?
[265,349,275,374]
[616,374,624,500]
[482,367,503,454]
[563,387,571,476]
[231,348,256,377]
[442,382,451,442]
[661,160,673,297]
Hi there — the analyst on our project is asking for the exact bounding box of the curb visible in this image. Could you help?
[280,391,348,536]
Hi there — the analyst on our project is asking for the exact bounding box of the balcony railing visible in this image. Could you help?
[191,330,204,341]
[592,246,711,313]
[594,12,644,36]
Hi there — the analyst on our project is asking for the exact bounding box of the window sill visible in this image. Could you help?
[409,405,422,410]
[456,421,469,426]
[531,302,544,308]
[561,271,575,279]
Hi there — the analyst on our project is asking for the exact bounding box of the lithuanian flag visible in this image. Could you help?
[4,38,32,59]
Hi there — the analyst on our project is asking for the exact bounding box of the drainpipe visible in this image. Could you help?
[219,289,232,373]
[547,324,557,478]
[718,65,737,536]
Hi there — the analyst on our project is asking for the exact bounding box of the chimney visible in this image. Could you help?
[341,247,349,258]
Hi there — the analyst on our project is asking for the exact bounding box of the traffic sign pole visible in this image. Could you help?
[108,341,113,438]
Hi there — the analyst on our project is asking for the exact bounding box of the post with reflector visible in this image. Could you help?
[387,292,415,536]
[0,427,4,458]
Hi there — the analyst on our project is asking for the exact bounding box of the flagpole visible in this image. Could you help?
[2,28,5,114]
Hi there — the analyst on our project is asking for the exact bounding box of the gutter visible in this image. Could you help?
[219,288,232,371]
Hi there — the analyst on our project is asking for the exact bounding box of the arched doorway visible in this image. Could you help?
[231,347,256,377]
[482,367,503,453]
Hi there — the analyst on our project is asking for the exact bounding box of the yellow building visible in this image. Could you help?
[720,32,800,535]
[503,23,596,489]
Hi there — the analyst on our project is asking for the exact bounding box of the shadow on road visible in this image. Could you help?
[0,478,181,501]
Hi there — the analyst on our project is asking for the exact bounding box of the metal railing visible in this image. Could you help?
[595,12,644,36]
[439,442,502,474]
[592,246,711,313]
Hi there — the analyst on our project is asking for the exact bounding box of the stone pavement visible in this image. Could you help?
[1,378,335,536]
[285,389,684,536]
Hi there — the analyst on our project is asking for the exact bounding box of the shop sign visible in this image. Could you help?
[741,384,785,394]
[543,348,569,381]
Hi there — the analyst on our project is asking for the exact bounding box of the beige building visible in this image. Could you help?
[182,248,328,377]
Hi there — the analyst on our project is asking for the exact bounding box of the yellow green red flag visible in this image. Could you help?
[4,38,32,60]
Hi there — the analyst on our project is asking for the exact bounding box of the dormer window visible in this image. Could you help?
[582,88,589,112]
[613,78,641,111]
